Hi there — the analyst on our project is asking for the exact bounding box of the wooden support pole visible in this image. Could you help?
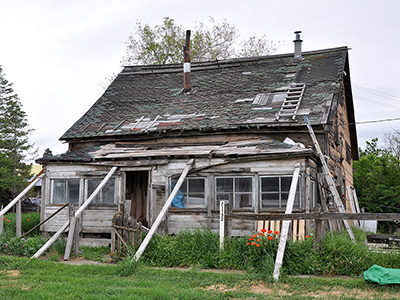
[32,167,118,259]
[273,163,301,281]
[303,115,355,242]
[0,171,45,217]
[133,159,194,262]
[16,200,21,237]
[0,205,3,235]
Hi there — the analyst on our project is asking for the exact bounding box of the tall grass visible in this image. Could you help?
[139,227,400,278]
[1,212,64,258]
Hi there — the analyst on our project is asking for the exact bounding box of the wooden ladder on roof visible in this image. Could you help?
[276,83,306,121]
[303,115,355,242]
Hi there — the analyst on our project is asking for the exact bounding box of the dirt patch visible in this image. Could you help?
[202,284,238,292]
[0,270,20,277]
[58,257,110,266]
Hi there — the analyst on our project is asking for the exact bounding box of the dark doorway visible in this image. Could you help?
[125,171,149,227]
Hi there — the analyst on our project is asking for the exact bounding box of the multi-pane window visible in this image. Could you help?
[52,179,80,204]
[171,178,205,208]
[87,178,116,205]
[260,176,301,209]
[216,177,253,209]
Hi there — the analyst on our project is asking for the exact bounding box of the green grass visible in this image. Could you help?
[0,255,400,299]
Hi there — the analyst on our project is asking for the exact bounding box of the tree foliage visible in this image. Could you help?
[43,148,53,158]
[0,66,36,202]
[384,129,400,160]
[122,17,281,65]
[353,138,400,213]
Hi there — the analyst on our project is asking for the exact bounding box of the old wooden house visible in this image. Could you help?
[37,33,358,239]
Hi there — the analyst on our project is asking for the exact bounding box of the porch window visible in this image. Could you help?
[260,175,301,209]
[170,177,206,208]
[216,177,253,209]
[86,178,116,205]
[52,179,80,204]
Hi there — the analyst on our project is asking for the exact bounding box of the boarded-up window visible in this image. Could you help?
[216,176,253,209]
[260,175,301,209]
[170,177,206,208]
[52,179,80,204]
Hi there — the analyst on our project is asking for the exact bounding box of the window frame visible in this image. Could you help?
[50,178,81,205]
[215,176,255,210]
[170,177,207,209]
[259,175,302,210]
[84,177,117,207]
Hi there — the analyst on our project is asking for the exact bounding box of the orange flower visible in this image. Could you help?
[261,228,267,233]
[256,239,261,242]
[274,231,279,235]
[247,242,250,245]
[27,219,30,221]
[249,237,253,241]
[256,244,260,247]
[305,235,310,238]
[268,236,273,240]
[251,242,256,246]
[259,232,264,236]
[3,217,5,220]
[267,230,272,234]
[252,234,257,238]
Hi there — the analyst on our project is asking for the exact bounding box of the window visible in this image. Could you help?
[260,175,301,209]
[171,178,206,208]
[52,179,80,204]
[216,177,253,209]
[86,178,116,205]
[252,92,287,107]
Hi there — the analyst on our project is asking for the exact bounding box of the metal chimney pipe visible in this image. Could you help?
[293,31,302,60]
[183,30,191,92]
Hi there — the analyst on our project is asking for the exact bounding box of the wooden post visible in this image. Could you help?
[314,217,324,251]
[0,205,3,235]
[273,163,301,281]
[16,200,21,237]
[73,216,80,255]
[219,200,228,250]
[133,159,194,262]
[64,204,76,260]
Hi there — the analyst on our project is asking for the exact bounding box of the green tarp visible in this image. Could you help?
[364,265,400,285]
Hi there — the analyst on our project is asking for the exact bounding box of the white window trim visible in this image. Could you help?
[215,176,255,210]
[259,175,302,209]
[169,177,207,209]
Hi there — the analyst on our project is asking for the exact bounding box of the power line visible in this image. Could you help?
[353,84,400,103]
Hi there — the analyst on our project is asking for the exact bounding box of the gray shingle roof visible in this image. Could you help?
[61,47,351,141]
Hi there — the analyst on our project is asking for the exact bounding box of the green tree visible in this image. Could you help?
[353,138,400,214]
[43,148,53,158]
[122,17,280,65]
[0,65,36,202]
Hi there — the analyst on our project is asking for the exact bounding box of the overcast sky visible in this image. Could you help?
[1,0,399,162]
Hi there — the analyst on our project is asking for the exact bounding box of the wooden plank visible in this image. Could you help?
[273,163,301,281]
[298,220,305,240]
[64,217,76,260]
[0,172,45,217]
[303,115,355,242]
[226,212,400,221]
[347,186,359,228]
[292,220,298,241]
[16,200,21,237]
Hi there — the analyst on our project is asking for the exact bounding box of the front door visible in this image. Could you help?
[125,171,149,227]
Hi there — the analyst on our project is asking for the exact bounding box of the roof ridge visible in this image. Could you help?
[120,46,349,75]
